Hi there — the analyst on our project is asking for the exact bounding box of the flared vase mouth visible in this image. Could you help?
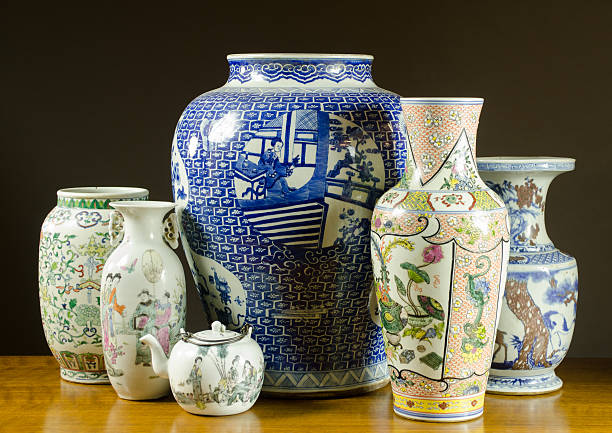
[57,187,149,200]
[400,97,484,105]
[227,53,373,61]
[477,156,576,171]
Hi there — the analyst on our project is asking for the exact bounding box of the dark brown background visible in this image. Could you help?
[2,2,610,356]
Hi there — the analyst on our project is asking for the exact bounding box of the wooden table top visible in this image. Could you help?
[1,356,611,432]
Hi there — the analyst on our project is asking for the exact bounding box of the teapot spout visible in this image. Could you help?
[139,334,169,379]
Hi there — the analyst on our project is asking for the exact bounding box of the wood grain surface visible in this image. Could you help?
[1,357,611,432]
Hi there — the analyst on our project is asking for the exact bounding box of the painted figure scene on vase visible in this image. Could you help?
[371,98,510,421]
[478,157,578,394]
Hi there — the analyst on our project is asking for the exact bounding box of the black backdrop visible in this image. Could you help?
[2,1,610,356]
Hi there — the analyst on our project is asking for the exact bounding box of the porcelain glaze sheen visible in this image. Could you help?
[171,54,407,395]
[38,187,148,383]
[141,321,264,416]
[477,157,578,394]
[101,201,186,400]
[371,98,510,421]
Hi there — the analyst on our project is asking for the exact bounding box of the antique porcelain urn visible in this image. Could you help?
[101,201,186,400]
[141,321,264,415]
[477,157,578,394]
[371,98,510,421]
[38,187,148,383]
[171,53,407,395]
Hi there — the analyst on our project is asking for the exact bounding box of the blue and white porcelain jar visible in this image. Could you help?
[171,54,406,395]
[477,157,578,394]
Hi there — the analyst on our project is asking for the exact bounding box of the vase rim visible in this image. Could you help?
[57,187,149,200]
[400,97,484,104]
[109,200,176,210]
[477,156,576,171]
[227,53,373,61]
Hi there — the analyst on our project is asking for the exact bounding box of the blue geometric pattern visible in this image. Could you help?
[172,78,406,391]
[263,360,388,390]
[487,372,562,392]
[509,250,575,265]
[228,58,373,84]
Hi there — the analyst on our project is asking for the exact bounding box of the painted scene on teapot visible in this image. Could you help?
[172,346,264,411]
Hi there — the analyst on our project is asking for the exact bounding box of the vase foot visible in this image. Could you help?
[393,407,483,423]
[60,368,109,384]
[486,371,562,395]
[260,361,390,398]
[392,392,484,422]
[116,391,170,401]
[261,376,389,398]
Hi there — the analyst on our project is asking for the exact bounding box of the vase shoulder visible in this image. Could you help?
[192,83,397,99]
[374,184,506,215]
[509,248,577,268]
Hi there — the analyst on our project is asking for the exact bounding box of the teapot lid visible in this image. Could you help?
[180,321,252,346]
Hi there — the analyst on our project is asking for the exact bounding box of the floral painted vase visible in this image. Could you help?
[477,157,578,394]
[171,53,407,396]
[101,201,186,400]
[39,187,149,383]
[371,98,510,421]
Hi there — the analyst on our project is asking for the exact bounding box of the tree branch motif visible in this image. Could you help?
[328,125,380,188]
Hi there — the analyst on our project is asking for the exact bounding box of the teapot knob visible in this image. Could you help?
[211,321,226,334]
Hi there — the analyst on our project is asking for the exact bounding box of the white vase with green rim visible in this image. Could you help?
[39,187,148,384]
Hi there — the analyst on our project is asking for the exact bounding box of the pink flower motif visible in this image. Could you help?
[423,245,444,264]
[374,218,382,228]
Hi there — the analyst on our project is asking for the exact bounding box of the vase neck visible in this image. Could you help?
[224,54,376,87]
[111,202,175,245]
[476,158,575,253]
[400,98,485,190]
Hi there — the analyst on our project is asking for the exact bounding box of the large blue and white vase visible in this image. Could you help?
[477,157,578,394]
[171,54,406,395]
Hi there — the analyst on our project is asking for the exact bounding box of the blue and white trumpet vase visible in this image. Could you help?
[477,157,578,395]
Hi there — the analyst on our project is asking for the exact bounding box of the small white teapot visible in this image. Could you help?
[140,321,264,415]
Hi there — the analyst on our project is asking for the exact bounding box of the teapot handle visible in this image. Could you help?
[180,323,253,346]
